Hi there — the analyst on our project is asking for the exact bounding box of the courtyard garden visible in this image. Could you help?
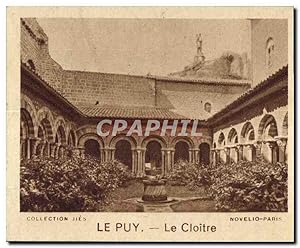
[20,156,287,212]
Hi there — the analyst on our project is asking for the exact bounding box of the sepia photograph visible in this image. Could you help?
[20,17,289,213]
[6,6,294,242]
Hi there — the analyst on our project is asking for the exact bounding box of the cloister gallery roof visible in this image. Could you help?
[80,105,187,120]
[206,65,288,125]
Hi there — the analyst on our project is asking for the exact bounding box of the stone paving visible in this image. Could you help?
[123,197,211,212]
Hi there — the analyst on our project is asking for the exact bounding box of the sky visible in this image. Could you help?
[37,18,251,76]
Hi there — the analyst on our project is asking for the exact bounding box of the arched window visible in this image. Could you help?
[204,102,212,113]
[266,37,275,69]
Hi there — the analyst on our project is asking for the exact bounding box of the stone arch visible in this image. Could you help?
[55,125,67,145]
[21,94,38,136]
[258,114,279,163]
[241,122,255,143]
[170,136,194,149]
[36,107,55,142]
[199,142,210,165]
[145,140,162,172]
[36,125,46,156]
[141,135,167,148]
[217,132,225,147]
[228,128,238,145]
[53,116,66,135]
[68,129,76,147]
[282,112,288,136]
[78,133,104,148]
[258,114,278,141]
[109,134,137,149]
[78,133,104,160]
[20,108,35,139]
[114,140,133,169]
[174,141,189,163]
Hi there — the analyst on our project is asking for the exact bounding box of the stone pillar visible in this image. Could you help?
[72,147,81,158]
[276,137,287,163]
[50,143,56,158]
[161,149,166,176]
[20,139,25,159]
[237,144,243,161]
[79,147,85,159]
[224,147,230,164]
[194,148,200,163]
[211,149,216,167]
[110,148,115,160]
[266,141,277,163]
[245,144,254,161]
[54,143,61,159]
[215,149,220,165]
[188,149,193,163]
[165,149,172,175]
[170,148,175,170]
[131,148,136,174]
[254,141,262,158]
[31,138,40,158]
[136,148,143,177]
[232,146,239,163]
[104,147,110,162]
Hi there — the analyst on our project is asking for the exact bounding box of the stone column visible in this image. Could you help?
[245,144,254,161]
[161,149,166,176]
[79,147,85,159]
[188,149,193,163]
[216,149,221,165]
[136,148,143,177]
[165,149,172,175]
[72,147,81,158]
[194,148,200,163]
[54,143,61,159]
[276,137,287,163]
[232,146,239,163]
[110,148,116,160]
[224,147,230,164]
[20,138,25,159]
[237,144,243,161]
[254,141,262,158]
[50,143,56,158]
[211,149,216,167]
[131,148,136,174]
[170,148,175,170]
[104,147,110,162]
[266,141,277,163]
[31,138,40,158]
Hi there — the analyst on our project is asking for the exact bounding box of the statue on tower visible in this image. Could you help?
[196,33,203,55]
[194,33,205,63]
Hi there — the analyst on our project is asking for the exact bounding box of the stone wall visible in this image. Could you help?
[62,70,156,107]
[251,19,288,85]
[21,18,64,91]
[156,79,250,119]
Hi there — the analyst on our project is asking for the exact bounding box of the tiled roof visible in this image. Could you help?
[79,105,188,120]
[206,65,288,123]
[21,62,84,117]
[146,75,251,86]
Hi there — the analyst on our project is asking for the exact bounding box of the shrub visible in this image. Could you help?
[210,159,288,212]
[168,160,212,190]
[168,158,288,212]
[20,156,133,212]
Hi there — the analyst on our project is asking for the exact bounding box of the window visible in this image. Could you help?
[204,102,212,113]
[266,37,275,69]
